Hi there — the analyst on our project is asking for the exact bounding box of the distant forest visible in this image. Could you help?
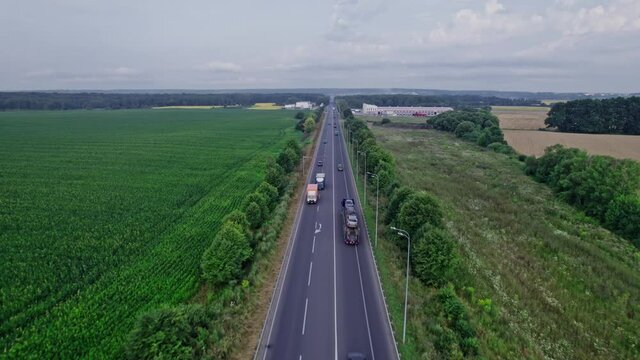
[339,94,542,109]
[545,97,640,135]
[0,92,329,111]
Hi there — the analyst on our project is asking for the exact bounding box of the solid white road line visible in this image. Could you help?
[302,298,309,335]
[312,236,316,254]
[307,262,313,287]
[332,109,338,360]
[356,246,376,360]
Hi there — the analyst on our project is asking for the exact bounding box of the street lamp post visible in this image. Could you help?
[362,152,367,208]
[357,150,368,208]
[367,172,379,248]
[390,226,411,344]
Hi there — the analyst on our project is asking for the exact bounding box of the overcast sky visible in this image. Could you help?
[1,0,639,92]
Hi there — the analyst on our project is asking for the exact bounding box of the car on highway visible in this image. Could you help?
[337,163,343,171]
[317,160,323,167]
[335,130,339,136]
[323,138,327,143]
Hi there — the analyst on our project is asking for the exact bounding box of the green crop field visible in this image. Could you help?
[371,127,640,359]
[0,109,299,358]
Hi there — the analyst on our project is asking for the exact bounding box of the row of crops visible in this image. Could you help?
[0,109,299,357]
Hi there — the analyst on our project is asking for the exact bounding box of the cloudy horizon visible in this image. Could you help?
[1,0,639,93]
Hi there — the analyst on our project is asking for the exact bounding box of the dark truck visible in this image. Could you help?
[341,198,359,245]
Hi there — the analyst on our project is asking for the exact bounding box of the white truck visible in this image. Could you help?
[315,173,326,190]
[306,184,318,204]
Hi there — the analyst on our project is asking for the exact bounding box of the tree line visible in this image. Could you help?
[339,94,541,109]
[0,92,329,110]
[342,107,480,357]
[525,145,640,247]
[427,109,514,154]
[545,96,640,134]
[125,137,305,358]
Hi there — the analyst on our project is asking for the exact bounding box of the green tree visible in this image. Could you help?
[385,186,414,224]
[245,202,264,229]
[285,138,302,160]
[256,182,279,209]
[265,161,286,192]
[412,226,457,287]
[303,117,316,134]
[277,147,299,173]
[243,192,268,217]
[398,191,444,236]
[477,126,504,147]
[605,195,640,247]
[295,111,305,120]
[454,121,477,138]
[222,210,250,236]
[201,222,253,286]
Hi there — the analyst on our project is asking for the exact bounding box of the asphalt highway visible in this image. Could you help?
[255,99,398,360]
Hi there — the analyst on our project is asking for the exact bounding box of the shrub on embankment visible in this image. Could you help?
[525,144,640,247]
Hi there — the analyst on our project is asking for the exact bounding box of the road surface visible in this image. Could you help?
[255,99,398,360]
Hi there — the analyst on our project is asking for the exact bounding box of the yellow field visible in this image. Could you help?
[493,106,640,161]
[152,106,222,109]
[249,103,281,110]
[504,130,640,161]
[492,106,549,130]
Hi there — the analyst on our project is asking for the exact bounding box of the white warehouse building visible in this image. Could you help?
[362,103,453,117]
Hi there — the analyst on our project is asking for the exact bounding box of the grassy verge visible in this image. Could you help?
[370,127,640,359]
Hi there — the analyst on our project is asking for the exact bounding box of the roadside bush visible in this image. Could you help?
[477,126,505,147]
[487,142,514,154]
[384,186,414,224]
[201,222,253,286]
[605,195,640,247]
[437,285,478,357]
[295,111,305,120]
[381,118,391,125]
[125,304,213,360]
[412,226,457,287]
[398,191,444,236]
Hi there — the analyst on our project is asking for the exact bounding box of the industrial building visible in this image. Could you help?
[362,103,453,117]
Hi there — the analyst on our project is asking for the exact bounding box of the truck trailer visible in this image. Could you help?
[306,184,319,204]
[341,198,359,245]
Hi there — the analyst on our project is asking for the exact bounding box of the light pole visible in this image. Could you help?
[390,226,411,344]
[367,172,379,248]
[355,146,359,183]
[358,151,367,209]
